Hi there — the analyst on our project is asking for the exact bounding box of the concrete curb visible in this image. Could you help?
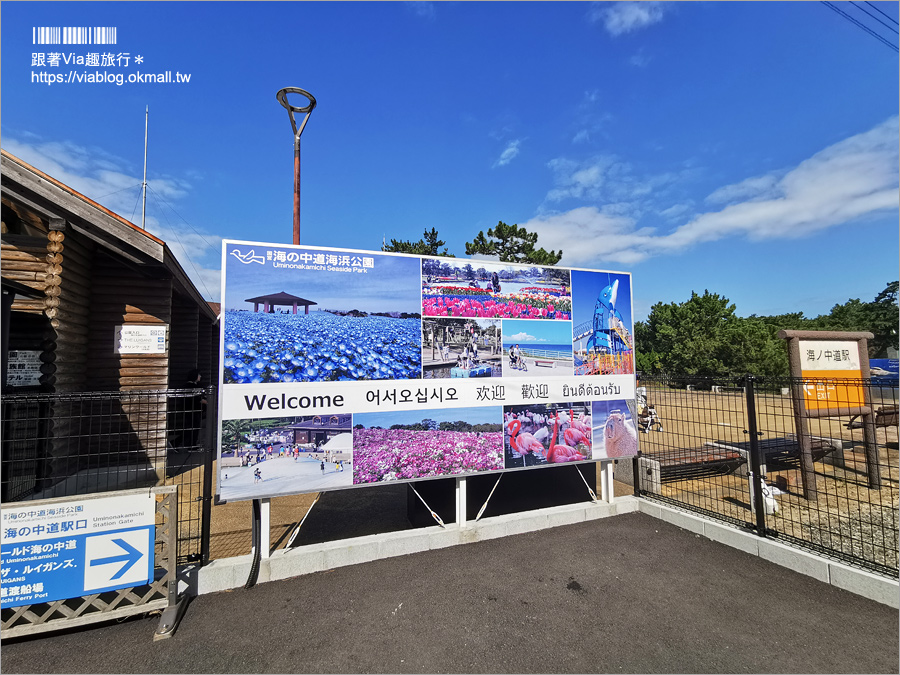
[189,495,897,609]
[635,498,899,609]
[192,497,639,596]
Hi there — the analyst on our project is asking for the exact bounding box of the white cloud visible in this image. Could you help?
[406,2,435,20]
[590,1,667,37]
[658,202,693,221]
[570,91,613,146]
[507,332,536,342]
[520,206,649,266]
[705,173,782,204]
[629,49,652,67]
[2,136,222,300]
[523,116,899,267]
[545,155,668,205]
[493,139,521,168]
[572,129,592,145]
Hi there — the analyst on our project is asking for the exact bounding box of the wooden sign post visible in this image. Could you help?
[778,330,880,501]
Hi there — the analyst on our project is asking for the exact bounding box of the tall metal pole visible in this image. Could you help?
[141,105,149,230]
[276,88,316,245]
[293,131,301,245]
[240,86,317,589]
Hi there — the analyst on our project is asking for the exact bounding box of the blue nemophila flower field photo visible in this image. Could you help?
[223,311,422,384]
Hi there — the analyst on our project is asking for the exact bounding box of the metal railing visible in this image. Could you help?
[631,374,899,577]
[1,387,216,565]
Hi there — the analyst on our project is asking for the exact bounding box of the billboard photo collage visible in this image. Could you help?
[218,241,637,502]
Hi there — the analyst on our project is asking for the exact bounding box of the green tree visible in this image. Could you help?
[382,227,454,257]
[465,221,562,265]
[869,281,899,357]
[638,291,739,376]
[634,282,899,378]
[810,281,898,357]
[633,321,663,373]
[222,419,243,453]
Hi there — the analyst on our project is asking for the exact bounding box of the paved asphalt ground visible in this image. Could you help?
[2,511,897,674]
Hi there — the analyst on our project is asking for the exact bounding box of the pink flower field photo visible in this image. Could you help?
[352,407,504,484]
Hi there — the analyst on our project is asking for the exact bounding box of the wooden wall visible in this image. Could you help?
[78,253,173,484]
[169,293,199,387]
[197,313,214,388]
[46,228,95,391]
[2,190,219,497]
[86,253,172,391]
[2,234,48,313]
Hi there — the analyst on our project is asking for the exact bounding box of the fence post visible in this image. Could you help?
[743,374,767,538]
[200,385,216,565]
[631,455,641,497]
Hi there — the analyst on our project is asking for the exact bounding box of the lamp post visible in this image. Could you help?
[276,87,317,245]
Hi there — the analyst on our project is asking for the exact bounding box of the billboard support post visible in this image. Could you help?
[260,498,271,558]
[596,462,615,504]
[456,477,468,527]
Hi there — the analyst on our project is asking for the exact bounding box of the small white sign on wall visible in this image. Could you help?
[114,325,168,354]
[6,350,42,386]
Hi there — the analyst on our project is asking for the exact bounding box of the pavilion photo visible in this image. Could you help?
[221,242,424,384]
[244,291,317,315]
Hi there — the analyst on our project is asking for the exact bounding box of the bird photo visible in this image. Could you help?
[503,403,592,468]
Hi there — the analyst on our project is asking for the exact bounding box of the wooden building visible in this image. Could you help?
[1,150,219,499]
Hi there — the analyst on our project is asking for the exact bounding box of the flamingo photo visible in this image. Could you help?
[506,419,546,467]
[504,403,591,468]
[546,413,586,464]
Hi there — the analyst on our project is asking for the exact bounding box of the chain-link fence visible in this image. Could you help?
[631,374,898,576]
[1,387,215,565]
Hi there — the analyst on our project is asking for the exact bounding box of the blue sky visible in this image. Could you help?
[2,1,897,321]
[223,243,423,313]
[502,319,575,347]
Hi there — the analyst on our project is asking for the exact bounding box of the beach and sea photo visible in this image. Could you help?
[501,319,574,376]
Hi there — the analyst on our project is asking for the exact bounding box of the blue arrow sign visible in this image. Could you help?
[89,537,143,580]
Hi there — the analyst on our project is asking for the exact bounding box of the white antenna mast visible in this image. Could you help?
[141,105,149,229]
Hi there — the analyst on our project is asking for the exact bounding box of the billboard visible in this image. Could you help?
[870,358,899,387]
[217,240,636,502]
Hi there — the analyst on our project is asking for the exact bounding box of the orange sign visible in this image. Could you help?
[798,340,863,410]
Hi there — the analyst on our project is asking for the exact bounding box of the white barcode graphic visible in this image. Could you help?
[32,27,117,45]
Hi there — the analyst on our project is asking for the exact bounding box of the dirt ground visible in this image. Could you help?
[634,385,899,570]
